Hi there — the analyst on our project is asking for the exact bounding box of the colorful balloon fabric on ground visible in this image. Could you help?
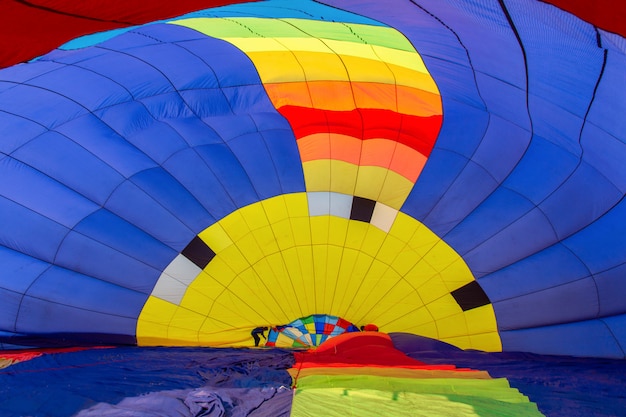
[0,0,625,361]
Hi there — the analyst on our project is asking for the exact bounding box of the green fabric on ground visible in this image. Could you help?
[291,375,544,417]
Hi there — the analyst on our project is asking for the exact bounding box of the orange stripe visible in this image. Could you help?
[265,80,441,117]
[299,134,427,182]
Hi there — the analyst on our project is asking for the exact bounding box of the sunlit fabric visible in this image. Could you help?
[0,0,625,361]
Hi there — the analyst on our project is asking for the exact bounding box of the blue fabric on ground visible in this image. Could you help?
[0,347,294,417]
[390,333,626,417]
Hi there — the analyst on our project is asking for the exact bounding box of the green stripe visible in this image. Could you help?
[171,17,415,51]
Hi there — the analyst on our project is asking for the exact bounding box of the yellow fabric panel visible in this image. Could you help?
[344,220,369,250]
[366,283,428,327]
[327,216,349,247]
[263,253,302,319]
[390,311,440,338]
[339,251,375,318]
[198,222,232,252]
[415,275,449,305]
[376,233,408,266]
[179,275,218,310]
[271,217,297,250]
[322,245,344,312]
[290,216,312,247]
[234,232,264,265]
[252,224,281,256]
[423,240,462,274]
[239,200,270,231]
[426,294,463,320]
[167,307,210,342]
[331,247,359,313]
[280,246,312,315]
[302,159,331,191]
[353,164,387,202]
[359,223,387,258]
[136,296,178,344]
[284,192,309,217]
[351,265,401,321]
[250,50,348,82]
[224,37,433,80]
[377,169,420,209]
[251,257,292,315]
[204,257,237,288]
[261,194,290,223]
[218,209,249,242]
[303,159,359,195]
[469,331,503,352]
[441,335,473,351]
[440,257,475,291]
[212,244,249,275]
[465,304,498,335]
[437,312,470,339]
[311,244,329,312]
[310,216,330,245]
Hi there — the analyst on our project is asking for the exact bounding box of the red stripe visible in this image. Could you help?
[279,106,441,157]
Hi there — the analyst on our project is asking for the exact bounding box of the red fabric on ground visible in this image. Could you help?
[293,332,463,370]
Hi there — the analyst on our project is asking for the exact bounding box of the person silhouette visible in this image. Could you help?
[251,326,269,347]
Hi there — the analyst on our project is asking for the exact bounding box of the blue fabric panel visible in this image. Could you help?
[104,181,196,250]
[113,42,222,92]
[479,243,590,302]
[73,52,176,101]
[0,157,98,228]
[0,84,86,130]
[139,91,197,120]
[129,168,213,238]
[539,161,623,240]
[583,124,626,192]
[587,35,626,145]
[177,89,234,119]
[463,206,560,277]
[0,60,64,85]
[162,149,238,220]
[23,266,146,321]
[54,210,172,292]
[0,246,49,294]
[0,287,22,333]
[493,277,599,330]
[12,131,124,205]
[222,84,277,115]
[173,38,262,89]
[500,320,624,358]
[26,65,133,112]
[226,133,283,201]
[404,103,489,222]
[71,209,177,269]
[261,126,305,193]
[0,112,47,154]
[564,200,626,273]
[603,315,626,357]
[123,119,189,165]
[194,143,259,208]
[595,263,626,317]
[502,136,581,205]
[55,114,158,178]
[17,294,139,337]
[0,196,68,262]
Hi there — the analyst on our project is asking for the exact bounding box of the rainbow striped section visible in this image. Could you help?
[172,17,442,209]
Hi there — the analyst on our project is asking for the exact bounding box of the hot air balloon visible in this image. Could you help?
[0,0,625,416]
